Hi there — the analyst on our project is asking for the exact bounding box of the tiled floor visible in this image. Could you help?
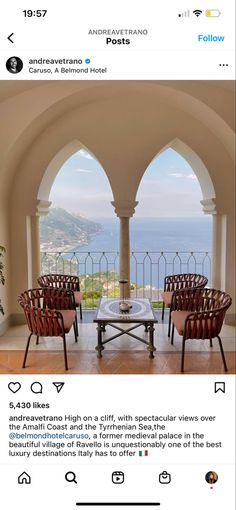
[1,350,235,374]
[0,312,235,374]
[0,318,235,352]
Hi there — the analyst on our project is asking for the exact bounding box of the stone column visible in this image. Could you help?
[201,198,235,325]
[224,210,236,325]
[211,213,226,290]
[201,198,218,286]
[111,200,138,298]
[120,217,130,287]
[30,215,41,288]
[31,199,52,286]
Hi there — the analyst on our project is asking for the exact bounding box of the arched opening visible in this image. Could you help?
[130,141,215,302]
[38,142,119,308]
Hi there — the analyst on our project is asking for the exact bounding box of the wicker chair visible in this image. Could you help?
[170,288,232,372]
[161,273,208,337]
[18,287,77,370]
[38,274,82,336]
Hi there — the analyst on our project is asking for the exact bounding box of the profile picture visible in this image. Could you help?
[205,471,218,484]
[6,56,23,74]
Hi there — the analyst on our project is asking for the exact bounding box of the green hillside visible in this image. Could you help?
[40,208,102,251]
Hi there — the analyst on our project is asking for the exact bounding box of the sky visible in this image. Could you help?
[49,148,203,218]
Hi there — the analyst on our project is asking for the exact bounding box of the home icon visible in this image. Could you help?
[18,472,31,484]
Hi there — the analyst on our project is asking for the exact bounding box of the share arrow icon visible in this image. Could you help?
[52,382,65,393]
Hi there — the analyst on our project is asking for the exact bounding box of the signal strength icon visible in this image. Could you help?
[193,9,203,17]
[178,10,190,17]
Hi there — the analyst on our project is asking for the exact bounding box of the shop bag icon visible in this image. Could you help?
[159,471,171,484]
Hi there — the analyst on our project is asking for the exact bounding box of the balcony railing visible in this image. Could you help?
[40,250,211,308]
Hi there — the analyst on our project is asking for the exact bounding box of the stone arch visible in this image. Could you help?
[162,138,216,200]
[164,138,215,214]
[36,139,113,215]
[134,139,236,323]
[37,140,83,203]
[11,134,115,300]
[135,138,217,215]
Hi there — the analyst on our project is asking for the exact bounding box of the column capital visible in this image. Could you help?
[200,198,217,215]
[111,200,138,218]
[36,199,52,216]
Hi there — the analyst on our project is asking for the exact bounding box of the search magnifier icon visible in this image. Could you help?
[65,471,77,484]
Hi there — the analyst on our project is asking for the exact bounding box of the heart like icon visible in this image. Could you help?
[8,382,21,393]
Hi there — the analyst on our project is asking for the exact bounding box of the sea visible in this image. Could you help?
[69,217,212,287]
[83,217,212,253]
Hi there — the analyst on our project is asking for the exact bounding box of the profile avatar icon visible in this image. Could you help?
[6,56,23,74]
[205,471,218,484]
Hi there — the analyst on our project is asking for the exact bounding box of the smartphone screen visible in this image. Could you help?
[0,1,235,509]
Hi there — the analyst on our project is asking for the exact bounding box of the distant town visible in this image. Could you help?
[40,208,102,252]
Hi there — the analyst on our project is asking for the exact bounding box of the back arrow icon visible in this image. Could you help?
[8,33,14,43]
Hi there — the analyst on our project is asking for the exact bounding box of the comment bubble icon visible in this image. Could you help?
[31,382,43,394]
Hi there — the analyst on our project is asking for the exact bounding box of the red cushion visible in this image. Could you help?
[171,311,190,335]
[60,310,76,332]
[171,311,218,339]
[161,291,173,307]
[74,291,82,306]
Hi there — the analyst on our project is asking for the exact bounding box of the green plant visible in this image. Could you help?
[82,291,102,300]
[152,301,163,309]
[0,246,6,315]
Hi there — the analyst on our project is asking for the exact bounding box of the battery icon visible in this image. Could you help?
[205,9,221,17]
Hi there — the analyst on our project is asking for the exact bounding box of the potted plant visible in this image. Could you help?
[0,246,5,315]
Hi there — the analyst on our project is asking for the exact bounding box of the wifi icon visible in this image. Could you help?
[193,9,203,17]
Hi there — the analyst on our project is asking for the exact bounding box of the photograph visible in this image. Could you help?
[0,80,235,374]
[5,56,23,74]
